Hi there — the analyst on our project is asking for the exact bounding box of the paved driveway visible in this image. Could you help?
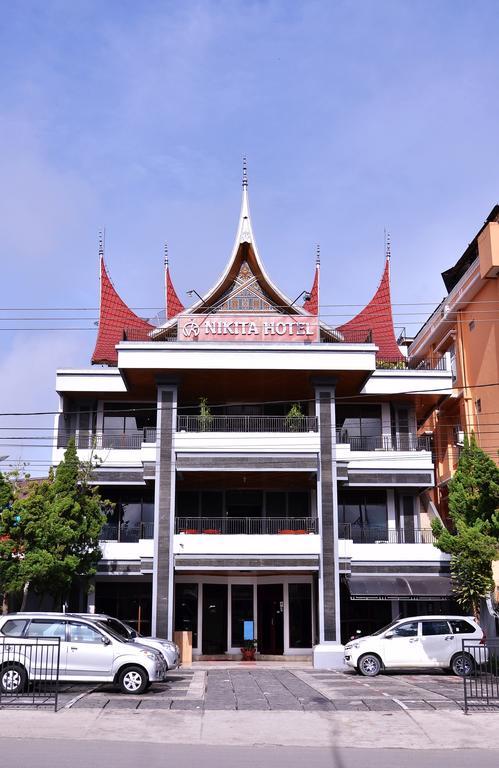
[64,667,467,712]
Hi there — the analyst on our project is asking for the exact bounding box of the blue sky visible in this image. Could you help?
[1,0,498,472]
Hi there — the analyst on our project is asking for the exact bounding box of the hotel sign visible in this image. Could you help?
[178,314,319,343]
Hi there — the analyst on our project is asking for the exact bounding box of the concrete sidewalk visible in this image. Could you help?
[0,708,498,750]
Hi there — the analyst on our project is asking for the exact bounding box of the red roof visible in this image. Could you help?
[303,264,319,315]
[166,264,184,320]
[337,258,403,361]
[92,258,154,366]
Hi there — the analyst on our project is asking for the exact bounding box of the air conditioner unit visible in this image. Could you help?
[453,426,465,446]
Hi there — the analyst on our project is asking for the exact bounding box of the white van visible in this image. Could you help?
[0,613,167,694]
[344,615,485,676]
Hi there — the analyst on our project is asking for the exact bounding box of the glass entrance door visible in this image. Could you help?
[257,584,284,654]
[202,584,228,654]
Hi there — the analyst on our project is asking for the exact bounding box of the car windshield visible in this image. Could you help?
[370,620,399,637]
[94,621,131,643]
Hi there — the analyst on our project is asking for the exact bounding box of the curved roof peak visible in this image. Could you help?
[176,162,305,317]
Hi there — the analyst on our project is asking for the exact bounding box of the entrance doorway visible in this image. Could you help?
[202,584,228,654]
[257,584,284,654]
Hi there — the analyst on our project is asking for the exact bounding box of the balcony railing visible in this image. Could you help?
[335,432,431,451]
[340,525,435,544]
[177,415,318,433]
[100,522,154,542]
[174,517,319,535]
[376,355,448,371]
[57,429,157,450]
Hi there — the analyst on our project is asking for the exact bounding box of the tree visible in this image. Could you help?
[432,435,499,620]
[0,440,107,612]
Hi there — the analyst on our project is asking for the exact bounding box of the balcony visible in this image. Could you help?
[58,429,157,450]
[335,432,431,452]
[174,517,319,535]
[340,524,435,544]
[100,522,154,542]
[177,415,318,433]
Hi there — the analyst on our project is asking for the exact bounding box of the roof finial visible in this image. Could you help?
[98,229,104,258]
[242,156,248,188]
[386,231,391,261]
[316,244,321,266]
[164,242,169,269]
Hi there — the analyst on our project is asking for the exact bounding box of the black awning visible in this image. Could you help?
[346,574,452,600]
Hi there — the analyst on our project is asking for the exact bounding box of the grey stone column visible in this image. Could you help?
[314,379,341,645]
[151,381,178,638]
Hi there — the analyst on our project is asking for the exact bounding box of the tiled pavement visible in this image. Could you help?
[62,667,469,712]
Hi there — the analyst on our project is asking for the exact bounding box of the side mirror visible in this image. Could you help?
[129,630,137,639]
[101,637,111,646]
[385,633,394,639]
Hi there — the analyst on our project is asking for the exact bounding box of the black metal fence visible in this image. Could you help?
[0,638,61,711]
[463,639,499,713]
[175,516,319,535]
[100,522,154,541]
[340,525,435,544]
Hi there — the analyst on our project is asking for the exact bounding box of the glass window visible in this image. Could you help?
[338,491,387,529]
[68,622,105,644]
[176,491,200,517]
[449,619,476,634]
[27,620,66,639]
[175,583,198,647]
[226,491,263,518]
[289,583,312,648]
[1,619,28,636]
[288,492,309,518]
[336,405,382,440]
[391,621,418,638]
[201,491,223,517]
[266,492,286,518]
[421,620,451,636]
[231,585,254,646]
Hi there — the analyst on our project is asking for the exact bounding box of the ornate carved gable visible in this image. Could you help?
[214,261,277,313]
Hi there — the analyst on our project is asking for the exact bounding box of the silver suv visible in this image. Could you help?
[0,613,167,694]
[70,613,180,670]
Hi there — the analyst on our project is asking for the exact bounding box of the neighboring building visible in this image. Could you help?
[409,207,499,523]
[52,172,454,666]
[409,207,499,636]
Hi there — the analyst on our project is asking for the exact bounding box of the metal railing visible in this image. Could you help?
[177,415,318,433]
[376,355,448,371]
[57,429,157,450]
[0,638,60,711]
[99,522,155,542]
[463,639,499,713]
[335,432,431,451]
[174,517,319,535]
[340,525,436,544]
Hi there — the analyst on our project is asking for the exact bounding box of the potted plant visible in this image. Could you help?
[285,402,303,432]
[199,397,213,432]
[240,639,257,661]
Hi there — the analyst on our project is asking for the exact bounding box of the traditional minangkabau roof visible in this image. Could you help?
[153,160,316,338]
[303,246,320,315]
[92,254,154,366]
[337,245,403,361]
[164,245,185,320]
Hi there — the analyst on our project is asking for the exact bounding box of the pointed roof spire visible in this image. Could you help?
[337,253,402,361]
[303,245,320,315]
[164,244,185,320]
[385,230,391,261]
[92,256,154,366]
[98,229,104,258]
[242,155,248,188]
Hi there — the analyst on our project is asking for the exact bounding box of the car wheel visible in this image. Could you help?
[451,652,474,677]
[118,665,149,695]
[358,653,382,677]
[0,664,27,694]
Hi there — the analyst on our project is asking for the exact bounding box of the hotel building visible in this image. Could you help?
[52,173,455,666]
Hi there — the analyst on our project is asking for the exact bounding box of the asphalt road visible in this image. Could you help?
[2,740,499,768]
